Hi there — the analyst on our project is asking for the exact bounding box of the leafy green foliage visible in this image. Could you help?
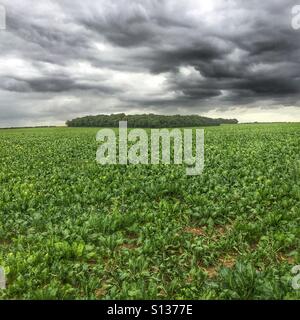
[0,123,299,299]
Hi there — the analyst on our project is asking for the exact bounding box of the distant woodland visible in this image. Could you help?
[66,114,238,128]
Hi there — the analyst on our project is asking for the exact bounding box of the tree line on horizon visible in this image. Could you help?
[66,114,238,128]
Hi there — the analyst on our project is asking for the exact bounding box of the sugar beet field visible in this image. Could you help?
[0,123,299,300]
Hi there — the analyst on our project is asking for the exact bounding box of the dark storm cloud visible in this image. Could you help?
[0,0,299,126]
[2,6,94,65]
[0,75,121,94]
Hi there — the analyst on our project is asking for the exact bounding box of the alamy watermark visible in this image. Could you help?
[292,265,300,290]
[0,4,6,30]
[96,121,204,176]
[291,5,300,30]
[0,266,5,290]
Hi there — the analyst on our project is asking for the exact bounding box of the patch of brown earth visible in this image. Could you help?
[125,232,139,240]
[87,259,97,265]
[277,253,295,265]
[204,266,218,278]
[184,227,206,236]
[186,275,194,284]
[0,239,11,246]
[219,255,236,268]
[198,261,218,278]
[95,286,107,299]
[211,224,234,241]
[119,242,139,250]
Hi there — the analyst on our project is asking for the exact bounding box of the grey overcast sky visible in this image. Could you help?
[0,0,300,127]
